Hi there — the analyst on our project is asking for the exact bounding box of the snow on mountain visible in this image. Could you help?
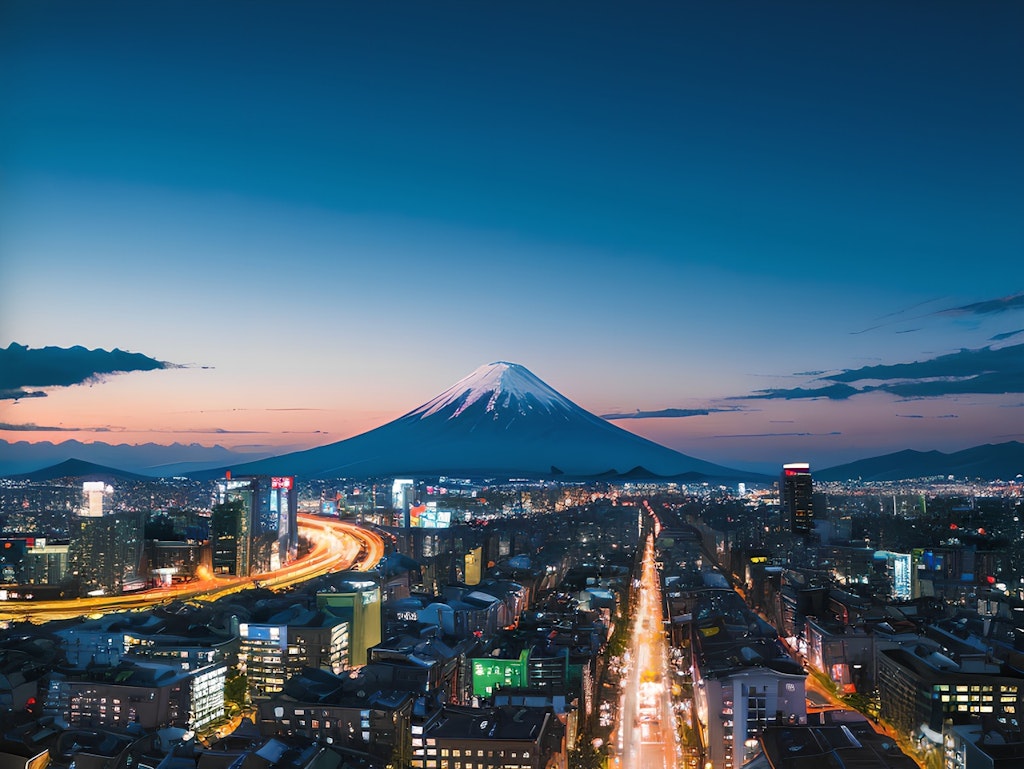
[220,362,748,480]
[410,362,571,420]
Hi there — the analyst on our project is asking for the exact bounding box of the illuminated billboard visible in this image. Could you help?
[409,504,426,527]
[471,650,529,697]
[891,552,912,599]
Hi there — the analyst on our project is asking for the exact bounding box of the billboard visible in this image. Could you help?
[891,552,912,599]
[465,546,482,586]
[471,650,529,697]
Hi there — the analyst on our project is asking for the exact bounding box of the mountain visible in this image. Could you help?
[8,458,153,483]
[219,361,749,480]
[817,441,1024,482]
[0,439,277,478]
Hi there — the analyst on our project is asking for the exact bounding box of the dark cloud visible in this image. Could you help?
[148,427,268,434]
[0,389,47,401]
[826,344,1023,386]
[0,422,114,432]
[601,407,739,420]
[745,343,1024,401]
[991,329,1024,342]
[737,383,861,401]
[938,292,1024,317]
[0,343,177,399]
[708,431,842,439]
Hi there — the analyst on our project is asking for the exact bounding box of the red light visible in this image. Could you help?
[987,576,996,585]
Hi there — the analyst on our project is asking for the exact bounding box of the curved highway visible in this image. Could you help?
[0,514,385,623]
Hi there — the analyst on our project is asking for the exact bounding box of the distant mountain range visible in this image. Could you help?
[7,458,154,483]
[0,439,272,478]
[214,362,749,480]
[817,441,1024,482]
[2,363,1020,483]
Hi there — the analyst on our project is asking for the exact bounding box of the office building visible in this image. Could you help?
[239,608,350,699]
[690,591,807,769]
[413,704,564,769]
[46,661,226,732]
[214,474,298,576]
[780,463,814,535]
[392,478,416,527]
[317,575,383,667]
[876,646,1024,747]
[24,539,70,585]
[943,721,1024,769]
[68,484,145,595]
[258,671,414,765]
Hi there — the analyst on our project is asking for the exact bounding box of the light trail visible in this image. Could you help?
[613,532,681,769]
[0,514,385,623]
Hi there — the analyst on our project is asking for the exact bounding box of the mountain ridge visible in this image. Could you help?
[217,362,750,480]
[817,441,1024,482]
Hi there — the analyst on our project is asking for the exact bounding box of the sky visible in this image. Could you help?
[1,1,1022,473]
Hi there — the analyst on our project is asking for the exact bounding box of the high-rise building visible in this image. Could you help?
[780,463,814,535]
[214,474,298,576]
[392,478,415,527]
[81,481,109,517]
[317,575,382,667]
[24,539,69,585]
[68,483,144,595]
[238,608,350,699]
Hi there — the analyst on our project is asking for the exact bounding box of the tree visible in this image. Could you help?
[568,743,605,769]
[224,667,249,715]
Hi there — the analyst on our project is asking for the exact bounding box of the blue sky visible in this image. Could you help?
[2,1,1022,472]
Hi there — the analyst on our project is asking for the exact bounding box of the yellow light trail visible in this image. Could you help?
[0,514,385,623]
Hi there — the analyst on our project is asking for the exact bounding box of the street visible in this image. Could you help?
[614,534,680,769]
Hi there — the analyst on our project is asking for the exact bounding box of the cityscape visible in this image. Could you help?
[0,365,1022,769]
[2,3,1022,769]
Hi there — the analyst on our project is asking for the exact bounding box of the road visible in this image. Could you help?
[613,534,680,769]
[0,514,385,623]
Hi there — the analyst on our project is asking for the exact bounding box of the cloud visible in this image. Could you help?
[0,422,115,432]
[0,389,47,401]
[937,292,1024,317]
[148,427,269,434]
[896,414,963,420]
[991,329,1024,342]
[737,383,861,401]
[745,343,1024,401]
[169,407,328,414]
[601,407,739,420]
[708,431,842,439]
[0,343,178,399]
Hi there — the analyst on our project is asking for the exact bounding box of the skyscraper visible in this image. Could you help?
[69,482,144,595]
[214,474,298,576]
[780,462,814,535]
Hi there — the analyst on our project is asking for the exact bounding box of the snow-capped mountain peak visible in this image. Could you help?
[220,360,746,480]
[408,361,574,420]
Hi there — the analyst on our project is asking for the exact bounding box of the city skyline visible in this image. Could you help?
[2,2,1022,473]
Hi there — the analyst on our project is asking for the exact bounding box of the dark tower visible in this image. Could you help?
[780,462,814,535]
